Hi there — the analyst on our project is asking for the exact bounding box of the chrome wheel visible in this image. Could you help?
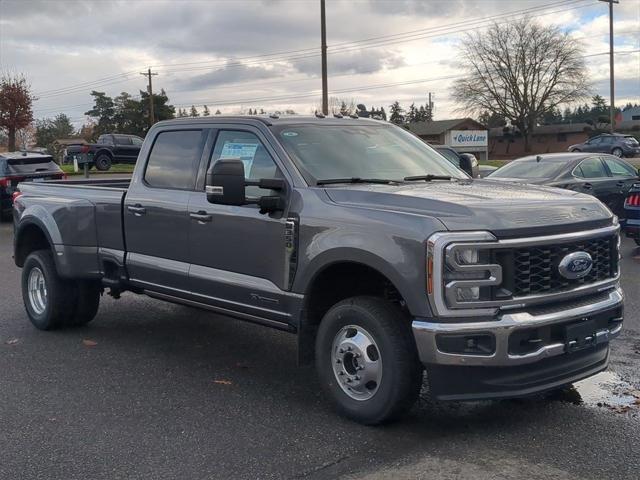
[331,325,382,401]
[28,267,48,315]
[612,148,623,157]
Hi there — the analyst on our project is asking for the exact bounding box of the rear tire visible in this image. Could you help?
[571,148,581,152]
[94,154,112,171]
[22,250,77,330]
[315,296,422,425]
[612,147,623,158]
[21,251,101,330]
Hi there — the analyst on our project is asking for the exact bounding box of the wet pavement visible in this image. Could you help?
[0,221,639,479]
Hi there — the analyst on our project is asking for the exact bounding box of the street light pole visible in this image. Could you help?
[599,0,618,133]
[320,0,328,116]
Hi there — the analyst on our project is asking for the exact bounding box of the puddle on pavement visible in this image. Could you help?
[552,371,640,413]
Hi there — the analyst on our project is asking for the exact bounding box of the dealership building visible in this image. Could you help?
[405,118,489,160]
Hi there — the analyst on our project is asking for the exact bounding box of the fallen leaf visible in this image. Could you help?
[213,379,232,385]
[82,339,97,347]
[5,338,19,345]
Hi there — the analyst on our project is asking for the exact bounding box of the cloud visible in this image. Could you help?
[292,50,406,76]
[178,63,283,91]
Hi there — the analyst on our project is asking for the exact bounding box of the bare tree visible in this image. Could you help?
[452,18,589,151]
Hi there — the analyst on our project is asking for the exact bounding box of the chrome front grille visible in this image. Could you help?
[510,235,617,297]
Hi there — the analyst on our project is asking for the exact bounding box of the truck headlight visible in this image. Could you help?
[427,232,503,317]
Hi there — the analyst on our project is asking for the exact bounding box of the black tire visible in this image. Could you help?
[571,148,581,152]
[22,250,78,330]
[612,147,623,158]
[68,280,101,326]
[635,239,640,247]
[315,296,422,425]
[94,154,112,171]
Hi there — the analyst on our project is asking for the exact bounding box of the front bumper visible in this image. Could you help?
[412,287,623,400]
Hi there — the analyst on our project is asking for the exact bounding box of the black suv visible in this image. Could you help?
[569,133,640,158]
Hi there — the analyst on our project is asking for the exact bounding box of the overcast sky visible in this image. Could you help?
[0,0,638,126]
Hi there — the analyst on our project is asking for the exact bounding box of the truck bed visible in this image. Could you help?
[17,179,130,269]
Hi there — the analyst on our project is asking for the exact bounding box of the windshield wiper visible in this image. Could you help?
[316,177,396,185]
[403,174,452,182]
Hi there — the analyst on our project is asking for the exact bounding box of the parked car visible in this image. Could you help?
[0,151,65,221]
[568,133,640,158]
[65,133,144,171]
[624,184,640,246]
[479,164,498,177]
[486,152,640,219]
[431,144,479,178]
[13,116,623,424]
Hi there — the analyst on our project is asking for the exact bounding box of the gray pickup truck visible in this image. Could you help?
[13,116,624,424]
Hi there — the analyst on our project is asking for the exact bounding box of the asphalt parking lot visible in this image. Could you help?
[1,220,639,480]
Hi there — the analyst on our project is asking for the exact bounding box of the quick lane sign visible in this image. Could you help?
[448,130,488,148]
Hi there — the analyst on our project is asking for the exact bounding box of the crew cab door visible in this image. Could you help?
[187,127,295,325]
[113,135,137,162]
[124,128,208,292]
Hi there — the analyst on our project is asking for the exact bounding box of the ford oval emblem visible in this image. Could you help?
[558,252,593,280]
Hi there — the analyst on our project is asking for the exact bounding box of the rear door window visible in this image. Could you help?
[144,130,206,190]
[574,157,608,178]
[114,135,133,145]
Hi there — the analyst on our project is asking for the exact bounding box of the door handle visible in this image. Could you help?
[582,183,592,190]
[190,211,212,223]
[127,204,146,216]
[616,181,625,187]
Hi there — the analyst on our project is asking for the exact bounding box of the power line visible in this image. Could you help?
[33,0,594,99]
[34,49,639,116]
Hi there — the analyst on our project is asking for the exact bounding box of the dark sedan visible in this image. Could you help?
[624,185,640,245]
[486,152,640,218]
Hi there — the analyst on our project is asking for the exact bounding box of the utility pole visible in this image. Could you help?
[140,68,158,127]
[320,0,328,116]
[599,0,618,133]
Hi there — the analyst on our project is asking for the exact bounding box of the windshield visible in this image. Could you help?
[624,136,639,146]
[489,160,565,179]
[273,124,465,183]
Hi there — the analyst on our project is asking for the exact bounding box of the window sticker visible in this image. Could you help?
[282,131,298,137]
[219,141,259,175]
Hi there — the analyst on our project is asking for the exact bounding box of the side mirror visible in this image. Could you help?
[206,158,246,205]
[206,158,287,213]
[458,153,478,178]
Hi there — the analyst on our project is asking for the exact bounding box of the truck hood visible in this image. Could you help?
[324,179,612,233]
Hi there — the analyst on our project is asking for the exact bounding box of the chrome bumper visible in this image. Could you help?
[412,287,623,367]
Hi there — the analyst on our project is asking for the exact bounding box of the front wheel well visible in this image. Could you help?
[297,262,408,365]
[15,224,52,267]
[95,149,113,158]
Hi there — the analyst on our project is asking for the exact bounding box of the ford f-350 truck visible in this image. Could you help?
[13,116,623,424]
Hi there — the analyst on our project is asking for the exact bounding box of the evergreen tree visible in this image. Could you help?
[85,91,116,136]
[379,106,387,121]
[389,101,405,124]
[189,105,199,117]
[407,103,418,123]
[203,105,210,116]
[215,109,222,115]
